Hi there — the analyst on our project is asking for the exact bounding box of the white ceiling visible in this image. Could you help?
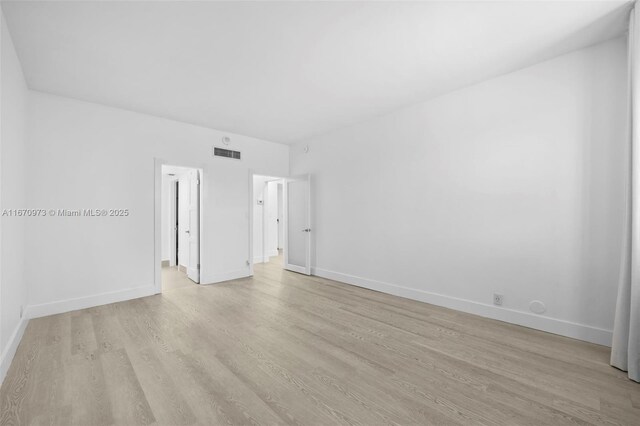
[2,1,632,144]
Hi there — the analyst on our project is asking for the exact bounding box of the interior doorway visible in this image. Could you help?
[252,175,285,270]
[251,173,312,275]
[161,164,202,291]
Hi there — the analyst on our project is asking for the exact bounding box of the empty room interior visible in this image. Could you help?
[1,0,640,425]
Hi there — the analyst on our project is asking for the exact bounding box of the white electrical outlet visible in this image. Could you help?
[493,293,504,306]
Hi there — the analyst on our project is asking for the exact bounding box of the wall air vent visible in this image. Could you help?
[213,147,241,160]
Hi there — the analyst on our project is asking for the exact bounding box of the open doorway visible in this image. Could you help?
[252,175,285,270]
[161,164,202,291]
[251,173,312,277]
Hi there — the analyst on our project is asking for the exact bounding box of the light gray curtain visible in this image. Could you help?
[611,5,640,383]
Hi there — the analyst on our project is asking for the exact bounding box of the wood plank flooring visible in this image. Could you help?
[1,256,639,425]
[161,266,196,292]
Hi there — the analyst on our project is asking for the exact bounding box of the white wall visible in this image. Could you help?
[0,11,29,381]
[24,92,289,316]
[253,175,268,263]
[290,37,628,346]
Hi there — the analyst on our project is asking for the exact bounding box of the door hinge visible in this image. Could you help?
[196,179,200,185]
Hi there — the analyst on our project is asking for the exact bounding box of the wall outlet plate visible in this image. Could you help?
[493,293,504,306]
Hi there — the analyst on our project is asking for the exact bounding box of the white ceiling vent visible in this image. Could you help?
[213,147,241,160]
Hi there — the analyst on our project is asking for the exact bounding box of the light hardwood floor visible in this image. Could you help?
[1,255,639,425]
[161,265,197,292]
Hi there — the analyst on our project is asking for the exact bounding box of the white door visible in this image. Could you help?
[277,183,283,249]
[284,174,311,275]
[178,176,189,267]
[169,180,178,266]
[187,170,200,283]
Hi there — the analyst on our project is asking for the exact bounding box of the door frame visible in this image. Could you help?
[154,158,205,293]
[248,171,286,276]
[166,177,178,267]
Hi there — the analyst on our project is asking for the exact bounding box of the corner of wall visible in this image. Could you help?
[0,8,4,387]
[0,6,32,387]
[0,316,28,387]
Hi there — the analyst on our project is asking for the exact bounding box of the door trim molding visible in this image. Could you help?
[154,158,205,293]
[249,172,287,276]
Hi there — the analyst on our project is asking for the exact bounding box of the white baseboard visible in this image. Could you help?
[312,267,612,347]
[0,316,28,387]
[205,268,250,284]
[25,285,157,319]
